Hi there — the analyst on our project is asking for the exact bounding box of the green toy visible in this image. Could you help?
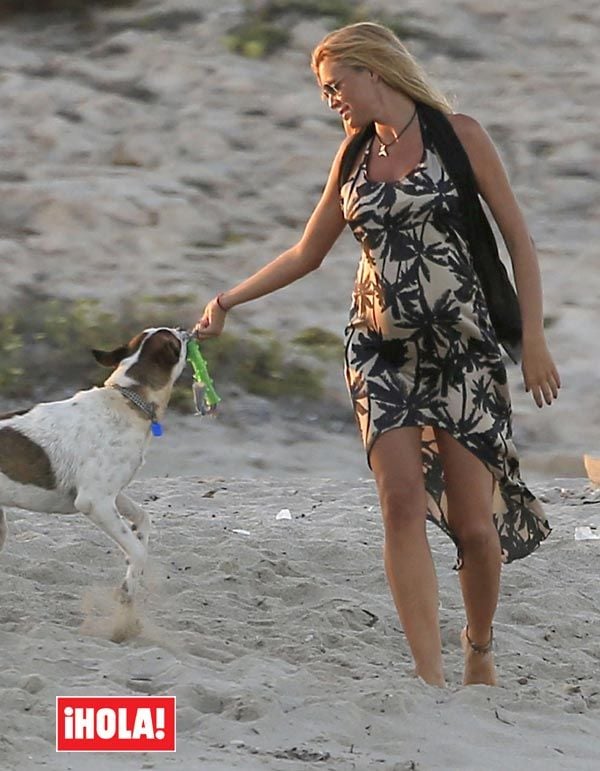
[186,338,221,415]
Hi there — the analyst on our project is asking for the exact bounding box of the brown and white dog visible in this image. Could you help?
[0,327,188,606]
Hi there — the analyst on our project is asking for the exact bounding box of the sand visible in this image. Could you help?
[1,477,600,769]
[1,0,600,767]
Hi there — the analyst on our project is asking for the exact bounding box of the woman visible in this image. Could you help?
[195,22,560,687]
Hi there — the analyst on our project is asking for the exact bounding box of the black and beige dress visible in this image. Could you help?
[341,116,550,569]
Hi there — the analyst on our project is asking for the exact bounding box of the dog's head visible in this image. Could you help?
[93,327,189,393]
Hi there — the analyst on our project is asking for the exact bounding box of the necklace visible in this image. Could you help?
[376,107,417,157]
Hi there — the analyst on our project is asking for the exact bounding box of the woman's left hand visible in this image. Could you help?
[521,335,561,408]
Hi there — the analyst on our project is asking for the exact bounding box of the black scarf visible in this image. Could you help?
[338,102,522,363]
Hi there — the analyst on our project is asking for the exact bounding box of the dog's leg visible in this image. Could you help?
[75,493,146,604]
[116,494,150,550]
[0,508,6,550]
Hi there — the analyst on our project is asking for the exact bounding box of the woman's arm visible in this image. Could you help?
[194,138,350,338]
[449,114,560,407]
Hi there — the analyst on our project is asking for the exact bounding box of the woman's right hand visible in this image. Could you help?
[193,295,227,339]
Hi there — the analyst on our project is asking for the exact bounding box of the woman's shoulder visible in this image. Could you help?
[446,112,495,165]
[445,112,505,183]
[447,112,486,143]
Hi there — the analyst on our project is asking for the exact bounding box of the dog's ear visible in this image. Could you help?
[92,346,129,368]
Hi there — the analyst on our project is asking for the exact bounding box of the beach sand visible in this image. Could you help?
[1,477,600,769]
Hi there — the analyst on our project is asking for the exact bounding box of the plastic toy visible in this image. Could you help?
[186,338,221,415]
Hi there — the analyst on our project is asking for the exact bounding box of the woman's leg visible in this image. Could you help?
[434,428,501,686]
[370,427,445,687]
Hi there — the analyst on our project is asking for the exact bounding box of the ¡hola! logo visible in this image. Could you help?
[56,696,176,752]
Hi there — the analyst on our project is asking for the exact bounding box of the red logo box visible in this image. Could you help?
[56,696,176,752]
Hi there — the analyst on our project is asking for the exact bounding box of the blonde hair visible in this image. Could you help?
[311,22,453,114]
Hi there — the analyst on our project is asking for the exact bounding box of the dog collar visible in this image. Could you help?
[111,385,163,437]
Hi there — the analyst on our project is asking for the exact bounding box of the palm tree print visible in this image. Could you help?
[341,119,550,569]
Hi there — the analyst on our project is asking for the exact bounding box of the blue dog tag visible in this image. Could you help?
[151,421,163,437]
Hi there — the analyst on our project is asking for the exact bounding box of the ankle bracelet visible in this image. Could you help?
[465,625,493,654]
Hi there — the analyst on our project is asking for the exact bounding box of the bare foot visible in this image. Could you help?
[461,627,497,686]
[414,666,446,688]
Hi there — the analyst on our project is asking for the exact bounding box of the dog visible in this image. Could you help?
[0,327,188,609]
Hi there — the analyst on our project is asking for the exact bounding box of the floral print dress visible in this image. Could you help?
[341,117,550,568]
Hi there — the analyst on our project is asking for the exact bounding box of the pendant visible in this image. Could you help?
[378,143,388,157]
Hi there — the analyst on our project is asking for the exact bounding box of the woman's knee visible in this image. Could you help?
[369,427,426,532]
[377,477,426,532]
[451,519,500,552]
